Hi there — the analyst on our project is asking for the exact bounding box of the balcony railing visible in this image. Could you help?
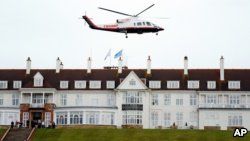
[30,103,44,108]
[199,104,250,109]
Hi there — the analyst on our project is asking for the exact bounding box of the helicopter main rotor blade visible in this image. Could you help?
[135,4,155,17]
[98,7,133,17]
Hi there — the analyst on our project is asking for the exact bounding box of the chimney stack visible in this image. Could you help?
[118,57,123,74]
[147,56,151,75]
[56,57,61,73]
[60,62,64,69]
[184,56,188,75]
[26,57,31,75]
[220,56,224,81]
[87,57,92,74]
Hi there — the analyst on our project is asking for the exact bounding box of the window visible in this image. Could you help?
[60,94,67,106]
[12,94,19,106]
[137,22,142,26]
[123,91,143,104]
[207,95,217,104]
[56,112,67,125]
[151,111,158,127]
[89,81,101,89]
[13,81,22,89]
[0,95,3,105]
[0,81,8,89]
[190,111,198,123]
[207,81,216,89]
[122,111,142,125]
[164,94,171,105]
[176,112,183,126]
[23,112,29,127]
[33,72,44,87]
[228,114,242,126]
[102,113,115,125]
[70,112,83,124]
[152,94,159,105]
[32,94,43,104]
[45,112,51,127]
[228,81,241,89]
[229,95,240,105]
[142,22,146,26]
[190,94,197,106]
[86,112,99,124]
[149,81,161,89]
[74,81,86,89]
[106,81,115,89]
[176,98,183,106]
[107,94,115,106]
[164,113,171,127]
[75,94,83,106]
[60,81,69,89]
[167,81,180,89]
[146,22,151,26]
[188,81,199,89]
[129,79,136,86]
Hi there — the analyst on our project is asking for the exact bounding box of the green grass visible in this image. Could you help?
[33,128,250,141]
[0,128,6,138]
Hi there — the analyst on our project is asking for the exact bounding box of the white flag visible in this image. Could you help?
[104,49,111,60]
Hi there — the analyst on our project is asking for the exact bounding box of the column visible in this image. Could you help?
[30,93,33,105]
[222,94,225,108]
[42,92,45,105]
[52,92,55,104]
[246,94,248,108]
[67,111,70,125]
[20,92,23,104]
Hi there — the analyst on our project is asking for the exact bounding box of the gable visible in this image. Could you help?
[117,71,147,90]
[33,72,44,79]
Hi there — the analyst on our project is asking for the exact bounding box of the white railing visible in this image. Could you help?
[199,104,250,108]
[30,103,44,108]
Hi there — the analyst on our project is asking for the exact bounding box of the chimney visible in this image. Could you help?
[56,57,61,73]
[147,56,151,75]
[60,62,64,69]
[26,57,31,74]
[118,57,123,74]
[184,56,188,75]
[87,57,92,74]
[220,56,224,81]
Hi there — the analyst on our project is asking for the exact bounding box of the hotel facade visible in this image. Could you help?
[0,56,249,130]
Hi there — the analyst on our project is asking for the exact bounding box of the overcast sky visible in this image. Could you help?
[0,0,250,69]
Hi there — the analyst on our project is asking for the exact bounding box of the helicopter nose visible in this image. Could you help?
[159,27,164,31]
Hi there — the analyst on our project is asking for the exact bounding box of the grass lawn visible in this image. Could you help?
[33,128,250,141]
[0,128,6,138]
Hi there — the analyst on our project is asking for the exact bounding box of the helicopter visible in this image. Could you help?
[82,4,164,38]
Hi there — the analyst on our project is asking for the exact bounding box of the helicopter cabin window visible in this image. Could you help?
[137,22,142,26]
[143,22,146,26]
[146,22,151,26]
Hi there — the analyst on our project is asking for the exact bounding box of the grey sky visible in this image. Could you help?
[0,0,250,69]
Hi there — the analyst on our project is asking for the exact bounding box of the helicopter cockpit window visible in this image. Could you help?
[146,22,151,26]
[143,22,146,26]
[137,22,142,26]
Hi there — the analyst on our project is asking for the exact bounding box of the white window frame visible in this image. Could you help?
[190,94,197,106]
[106,81,115,89]
[149,81,161,89]
[122,111,142,125]
[164,94,171,105]
[123,91,143,104]
[152,94,159,106]
[167,81,180,89]
[176,98,183,106]
[12,94,19,106]
[164,112,171,127]
[129,79,136,86]
[60,94,67,106]
[228,81,241,89]
[89,80,101,89]
[0,95,3,105]
[60,81,69,89]
[228,114,242,126]
[75,94,83,106]
[74,81,86,89]
[188,81,199,89]
[176,112,183,126]
[207,81,216,89]
[0,81,8,89]
[13,81,22,89]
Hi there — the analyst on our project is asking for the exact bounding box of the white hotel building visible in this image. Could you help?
[0,56,250,130]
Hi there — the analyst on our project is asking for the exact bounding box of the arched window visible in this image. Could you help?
[56,112,67,125]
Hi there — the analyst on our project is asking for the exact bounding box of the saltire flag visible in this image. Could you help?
[114,49,123,59]
[104,49,111,60]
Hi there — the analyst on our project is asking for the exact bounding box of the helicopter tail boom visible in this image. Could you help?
[82,16,99,29]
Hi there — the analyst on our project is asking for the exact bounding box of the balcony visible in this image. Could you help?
[30,103,44,108]
[199,104,250,109]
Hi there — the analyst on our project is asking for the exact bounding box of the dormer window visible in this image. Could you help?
[74,81,86,89]
[106,81,115,89]
[89,81,101,89]
[0,81,8,89]
[60,81,69,89]
[13,81,22,89]
[207,81,216,89]
[167,81,180,89]
[33,72,44,87]
[228,81,240,89]
[149,81,161,89]
[188,81,199,89]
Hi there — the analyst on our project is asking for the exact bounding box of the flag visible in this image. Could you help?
[104,49,111,60]
[114,49,123,59]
